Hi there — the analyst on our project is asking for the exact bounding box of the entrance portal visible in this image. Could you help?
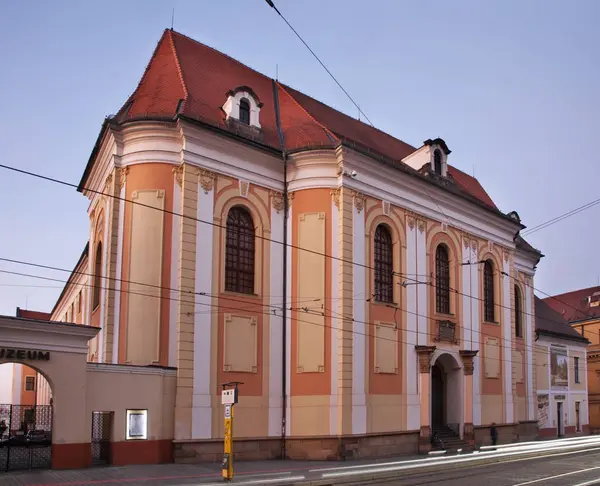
[430,353,463,437]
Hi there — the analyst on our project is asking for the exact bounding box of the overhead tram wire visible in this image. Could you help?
[0,267,584,372]
[521,196,600,236]
[0,256,586,367]
[0,165,592,337]
[263,0,374,127]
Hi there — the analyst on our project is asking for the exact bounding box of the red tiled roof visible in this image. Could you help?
[112,29,500,209]
[543,285,600,323]
[534,296,588,343]
[15,308,51,321]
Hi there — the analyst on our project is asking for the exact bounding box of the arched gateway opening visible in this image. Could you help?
[431,353,463,438]
[0,362,53,471]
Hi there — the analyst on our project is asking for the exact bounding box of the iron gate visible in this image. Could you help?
[0,404,52,472]
[91,411,113,465]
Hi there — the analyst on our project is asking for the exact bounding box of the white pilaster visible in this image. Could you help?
[191,183,214,439]
[416,225,428,346]
[112,183,126,364]
[12,364,22,405]
[461,242,472,350]
[525,279,534,420]
[470,244,481,426]
[405,219,419,429]
[352,202,366,434]
[285,202,292,436]
[268,205,284,436]
[169,181,182,368]
[330,199,339,436]
[502,258,513,423]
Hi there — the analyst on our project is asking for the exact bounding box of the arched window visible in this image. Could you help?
[435,245,450,314]
[374,225,393,303]
[515,285,523,338]
[239,98,250,125]
[93,241,102,310]
[433,149,443,175]
[483,260,495,322]
[225,206,255,294]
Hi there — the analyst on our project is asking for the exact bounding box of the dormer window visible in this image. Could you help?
[239,98,250,125]
[433,149,442,175]
[222,86,263,129]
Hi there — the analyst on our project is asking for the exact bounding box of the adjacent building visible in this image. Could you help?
[543,286,600,430]
[534,296,589,437]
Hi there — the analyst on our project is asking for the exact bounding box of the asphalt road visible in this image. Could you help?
[383,448,600,486]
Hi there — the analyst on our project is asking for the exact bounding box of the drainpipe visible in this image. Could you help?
[272,80,288,459]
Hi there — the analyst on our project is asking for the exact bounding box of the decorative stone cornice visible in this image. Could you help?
[199,168,217,194]
[406,210,426,233]
[330,188,341,209]
[172,164,184,187]
[352,190,366,213]
[117,166,129,187]
[460,350,478,376]
[270,190,284,213]
[415,345,436,373]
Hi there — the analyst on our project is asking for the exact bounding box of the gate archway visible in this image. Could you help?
[430,352,464,437]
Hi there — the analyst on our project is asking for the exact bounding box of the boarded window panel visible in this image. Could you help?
[126,189,165,365]
[374,321,398,374]
[512,350,524,383]
[223,314,258,373]
[485,337,500,378]
[297,212,326,373]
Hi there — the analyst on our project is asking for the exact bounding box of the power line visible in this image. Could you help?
[0,255,588,368]
[264,0,374,127]
[522,197,600,236]
[0,267,584,371]
[1,163,592,332]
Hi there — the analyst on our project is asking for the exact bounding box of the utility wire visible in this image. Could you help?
[264,0,374,127]
[1,267,584,371]
[521,197,600,236]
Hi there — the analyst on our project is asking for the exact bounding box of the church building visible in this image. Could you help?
[42,28,544,460]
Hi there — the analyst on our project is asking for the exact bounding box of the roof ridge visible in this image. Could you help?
[544,285,600,300]
[167,29,189,110]
[170,29,277,83]
[280,82,417,152]
[276,82,339,144]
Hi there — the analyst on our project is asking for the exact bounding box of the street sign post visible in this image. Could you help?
[221,381,243,482]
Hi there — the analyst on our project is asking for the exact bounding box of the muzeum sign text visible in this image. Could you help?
[0,348,50,361]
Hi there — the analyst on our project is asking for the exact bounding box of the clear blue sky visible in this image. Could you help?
[0,0,598,315]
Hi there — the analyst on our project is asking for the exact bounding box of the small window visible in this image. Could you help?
[374,225,394,303]
[25,376,35,392]
[575,357,580,383]
[483,260,495,322]
[435,245,450,314]
[239,98,250,125]
[93,241,103,309]
[433,149,442,175]
[514,285,523,338]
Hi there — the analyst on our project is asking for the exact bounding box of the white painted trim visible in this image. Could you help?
[416,227,427,347]
[405,218,420,429]
[112,183,126,364]
[87,363,177,376]
[12,364,22,405]
[352,202,366,434]
[525,280,534,420]
[192,183,214,439]
[97,197,110,362]
[330,199,339,436]
[470,244,481,426]
[285,203,292,436]
[502,258,513,423]
[461,243,472,350]
[169,181,182,368]
[268,206,284,437]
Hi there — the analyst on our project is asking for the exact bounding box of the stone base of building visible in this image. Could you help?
[474,421,539,446]
[174,432,420,463]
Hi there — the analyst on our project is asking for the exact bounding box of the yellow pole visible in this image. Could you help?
[222,403,234,481]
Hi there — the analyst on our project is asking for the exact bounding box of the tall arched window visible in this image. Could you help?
[515,285,523,338]
[433,149,442,175]
[483,260,495,322]
[374,225,393,303]
[239,98,250,125]
[435,245,450,314]
[225,206,255,294]
[93,241,102,310]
